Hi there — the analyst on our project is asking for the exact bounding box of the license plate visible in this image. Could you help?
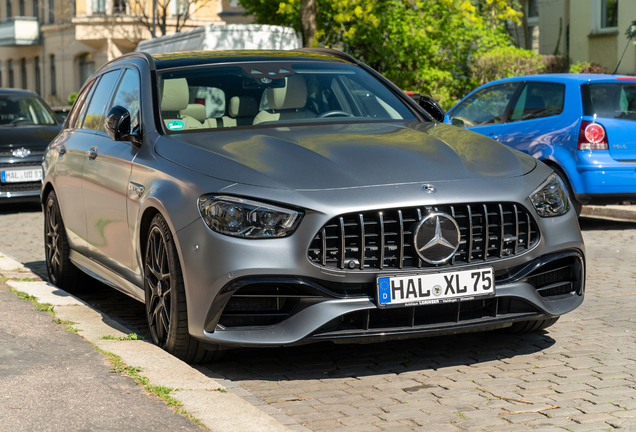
[377,267,495,308]
[1,168,42,183]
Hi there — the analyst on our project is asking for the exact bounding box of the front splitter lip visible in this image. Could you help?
[200,281,584,348]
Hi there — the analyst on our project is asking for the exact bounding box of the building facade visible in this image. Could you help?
[0,0,249,107]
[513,0,636,75]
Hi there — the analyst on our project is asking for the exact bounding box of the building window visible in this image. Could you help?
[50,55,56,96]
[600,0,618,29]
[525,0,540,52]
[21,58,26,90]
[0,62,3,88]
[79,53,95,87]
[48,0,53,23]
[8,60,14,88]
[93,0,105,14]
[19,0,24,15]
[113,0,126,14]
[33,0,38,21]
[6,0,12,18]
[35,56,41,95]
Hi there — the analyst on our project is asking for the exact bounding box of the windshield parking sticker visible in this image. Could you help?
[167,120,185,130]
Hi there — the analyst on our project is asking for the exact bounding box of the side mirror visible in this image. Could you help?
[418,96,445,122]
[105,106,141,147]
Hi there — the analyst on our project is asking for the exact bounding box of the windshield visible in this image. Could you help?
[0,95,58,126]
[157,62,417,132]
[581,82,636,121]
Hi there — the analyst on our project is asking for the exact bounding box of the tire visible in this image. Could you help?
[44,191,90,291]
[552,166,582,216]
[502,317,559,334]
[144,214,223,364]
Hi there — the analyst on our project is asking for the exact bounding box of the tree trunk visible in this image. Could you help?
[300,0,317,47]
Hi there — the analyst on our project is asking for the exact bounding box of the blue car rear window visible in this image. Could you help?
[581,82,636,121]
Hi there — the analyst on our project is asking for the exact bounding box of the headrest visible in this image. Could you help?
[229,96,258,118]
[161,78,189,111]
[180,103,206,123]
[266,75,307,110]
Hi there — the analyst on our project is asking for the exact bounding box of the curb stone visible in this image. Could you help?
[0,253,298,432]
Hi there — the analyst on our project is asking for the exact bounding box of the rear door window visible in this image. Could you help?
[510,82,565,122]
[449,83,519,127]
[582,82,636,121]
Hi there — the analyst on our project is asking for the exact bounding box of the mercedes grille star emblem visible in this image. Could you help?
[12,148,31,158]
[422,184,436,193]
[413,212,460,264]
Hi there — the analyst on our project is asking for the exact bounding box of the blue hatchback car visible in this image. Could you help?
[445,74,636,213]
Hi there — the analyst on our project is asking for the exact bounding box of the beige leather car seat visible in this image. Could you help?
[221,96,258,127]
[161,78,203,130]
[253,75,317,125]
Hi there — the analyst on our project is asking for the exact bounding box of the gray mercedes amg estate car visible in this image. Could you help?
[42,49,585,363]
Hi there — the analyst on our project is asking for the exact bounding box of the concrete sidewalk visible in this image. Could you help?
[581,204,636,222]
[0,254,294,432]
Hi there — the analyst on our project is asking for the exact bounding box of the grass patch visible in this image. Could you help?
[89,342,207,429]
[10,288,54,315]
[53,318,80,332]
[100,333,145,341]
[455,412,469,420]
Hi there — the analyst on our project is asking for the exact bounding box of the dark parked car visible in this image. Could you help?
[42,49,585,363]
[0,89,61,203]
[445,74,636,214]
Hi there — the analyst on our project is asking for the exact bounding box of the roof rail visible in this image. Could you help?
[295,47,358,64]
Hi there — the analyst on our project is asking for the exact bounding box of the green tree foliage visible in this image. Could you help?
[471,46,545,87]
[239,0,524,108]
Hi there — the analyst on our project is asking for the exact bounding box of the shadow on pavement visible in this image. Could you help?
[579,216,636,231]
[0,202,41,215]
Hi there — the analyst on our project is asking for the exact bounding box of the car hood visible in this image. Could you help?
[0,124,62,152]
[156,122,537,191]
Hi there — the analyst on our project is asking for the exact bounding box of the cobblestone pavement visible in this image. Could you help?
[2,204,635,431]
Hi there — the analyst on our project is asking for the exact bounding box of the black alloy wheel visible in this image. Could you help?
[144,214,223,363]
[44,191,89,291]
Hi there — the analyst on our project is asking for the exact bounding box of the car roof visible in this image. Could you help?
[0,88,40,97]
[485,73,636,86]
[104,49,356,72]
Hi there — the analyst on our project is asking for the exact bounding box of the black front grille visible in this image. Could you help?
[308,203,539,271]
[0,161,42,169]
[312,297,539,339]
[525,256,582,297]
[218,284,323,328]
[0,181,41,193]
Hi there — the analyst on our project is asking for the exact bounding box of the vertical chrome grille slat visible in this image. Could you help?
[320,228,327,266]
[338,217,346,269]
[308,202,539,271]
[358,214,365,270]
[498,204,505,258]
[513,204,519,254]
[378,212,385,270]
[397,210,404,269]
[467,205,473,263]
[416,208,423,268]
[483,204,489,261]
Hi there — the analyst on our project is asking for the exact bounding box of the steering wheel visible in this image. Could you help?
[10,117,29,124]
[318,110,352,118]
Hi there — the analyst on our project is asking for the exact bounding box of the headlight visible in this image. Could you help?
[198,195,302,238]
[529,173,570,217]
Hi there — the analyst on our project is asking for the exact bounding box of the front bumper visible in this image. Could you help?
[0,156,43,203]
[176,200,585,348]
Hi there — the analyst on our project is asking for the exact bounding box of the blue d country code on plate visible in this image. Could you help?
[377,267,494,307]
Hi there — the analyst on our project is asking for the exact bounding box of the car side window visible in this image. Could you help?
[510,82,565,122]
[110,68,141,133]
[67,79,96,129]
[81,70,120,132]
[450,83,518,127]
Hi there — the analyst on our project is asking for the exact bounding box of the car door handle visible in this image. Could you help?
[86,147,98,159]
[58,145,66,155]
